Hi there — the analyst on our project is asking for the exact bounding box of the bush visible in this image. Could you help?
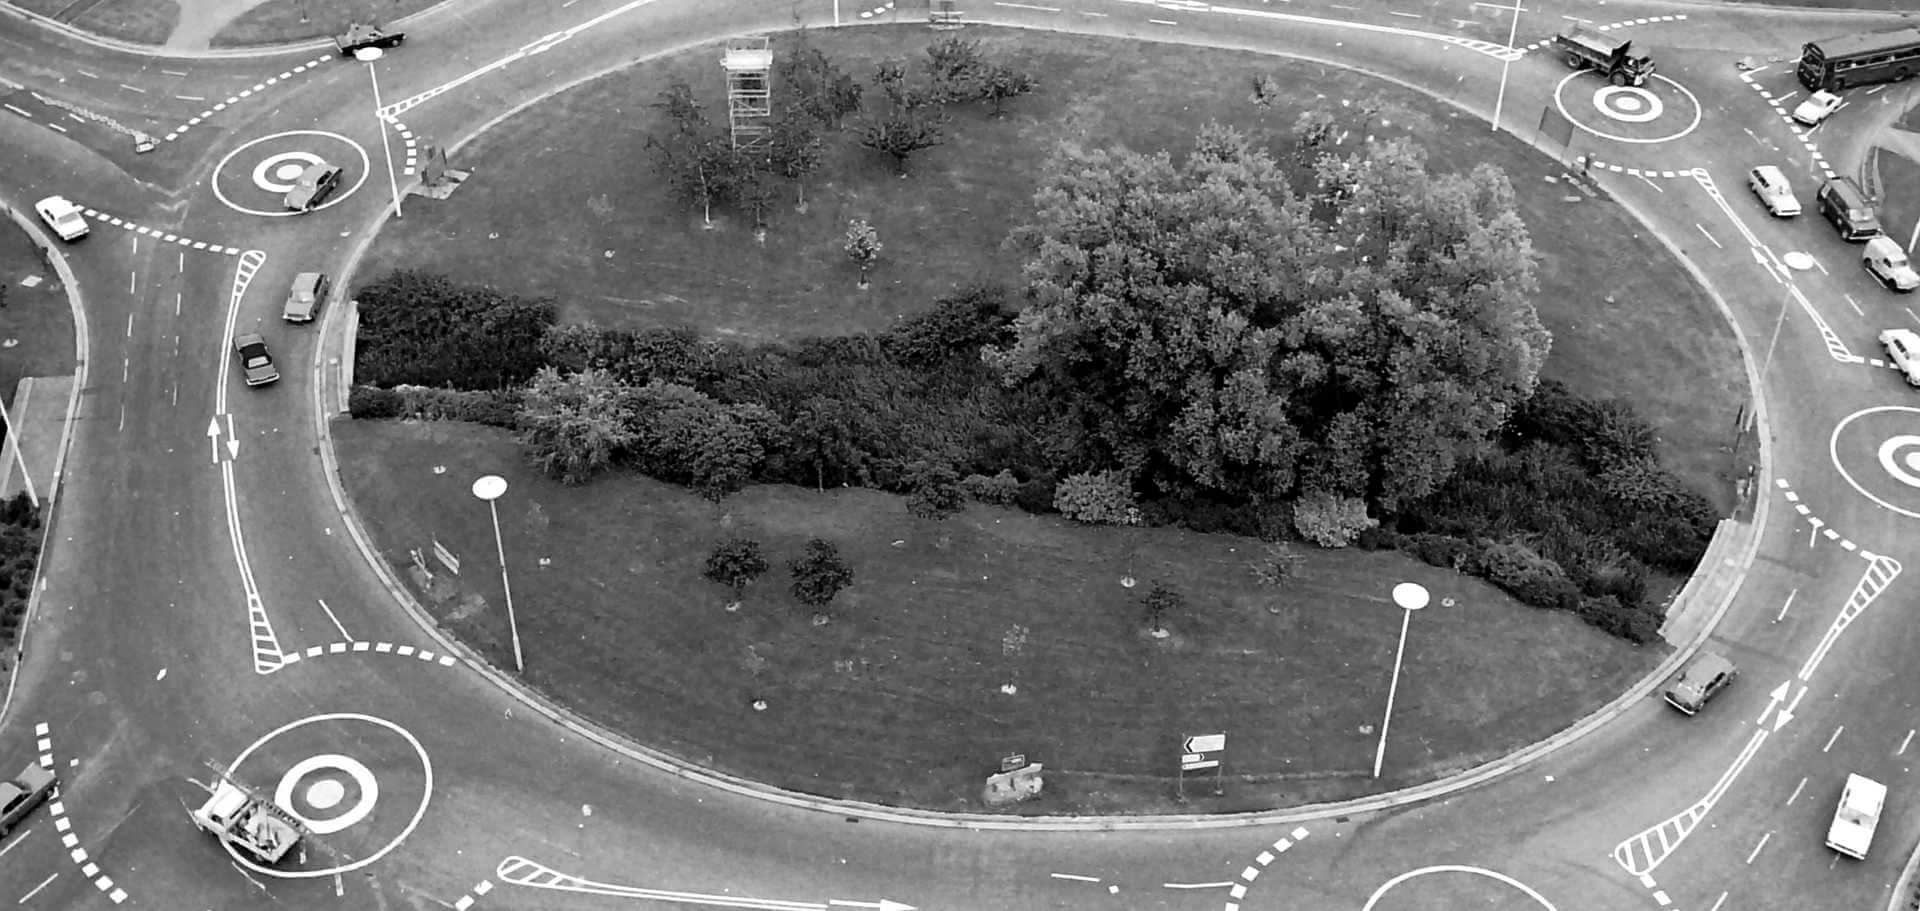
[1142,496,1263,537]
[1404,533,1476,571]
[1477,539,1581,610]
[882,285,1015,368]
[1053,470,1139,525]
[1509,380,1659,472]
[349,385,404,418]
[1291,491,1377,548]
[1012,477,1058,514]
[541,323,718,387]
[960,470,1020,506]
[1353,525,1401,551]
[386,386,522,427]
[0,492,38,530]
[353,269,556,390]
[1576,594,1664,644]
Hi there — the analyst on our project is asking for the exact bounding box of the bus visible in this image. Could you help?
[1799,26,1920,91]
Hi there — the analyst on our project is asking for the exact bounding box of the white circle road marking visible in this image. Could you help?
[1878,434,1920,488]
[306,779,346,810]
[1554,72,1701,144]
[1594,86,1664,123]
[211,130,371,218]
[1831,406,1920,519]
[221,713,430,878]
[1361,865,1556,911]
[252,152,323,192]
[275,753,379,833]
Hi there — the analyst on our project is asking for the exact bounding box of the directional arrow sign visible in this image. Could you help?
[226,413,239,458]
[206,416,221,463]
[1184,733,1225,753]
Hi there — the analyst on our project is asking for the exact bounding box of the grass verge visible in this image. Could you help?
[10,0,177,46]
[211,0,441,47]
[336,419,1659,813]
[0,225,79,396]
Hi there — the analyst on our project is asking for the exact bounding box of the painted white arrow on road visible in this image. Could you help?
[207,416,222,463]
[829,900,918,911]
[225,412,239,458]
[496,855,915,911]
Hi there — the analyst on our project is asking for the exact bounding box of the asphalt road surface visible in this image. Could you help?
[1,0,1918,909]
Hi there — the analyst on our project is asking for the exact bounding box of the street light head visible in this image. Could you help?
[472,475,508,501]
[354,47,384,62]
[1392,581,1430,611]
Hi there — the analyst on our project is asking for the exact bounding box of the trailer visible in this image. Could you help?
[189,765,302,864]
[1553,25,1655,87]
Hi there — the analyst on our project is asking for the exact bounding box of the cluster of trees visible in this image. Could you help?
[350,118,1718,643]
[0,493,41,655]
[643,33,1039,232]
[702,536,854,625]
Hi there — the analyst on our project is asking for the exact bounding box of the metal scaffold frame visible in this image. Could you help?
[722,36,774,152]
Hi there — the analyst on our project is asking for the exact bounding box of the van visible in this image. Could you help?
[1818,177,1882,240]
[1864,236,1920,291]
[1827,774,1886,860]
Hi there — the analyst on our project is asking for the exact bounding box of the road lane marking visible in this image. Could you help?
[1744,831,1771,863]
[316,599,353,641]
[1823,726,1843,752]
[19,873,57,903]
[1902,730,1915,755]
[1788,777,1806,804]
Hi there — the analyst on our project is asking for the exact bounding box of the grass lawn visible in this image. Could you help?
[211,0,442,47]
[0,226,79,396]
[9,0,177,46]
[337,419,1658,813]
[1873,144,1920,253]
[337,26,1741,811]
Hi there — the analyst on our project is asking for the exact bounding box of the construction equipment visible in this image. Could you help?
[189,762,302,865]
[1553,25,1655,87]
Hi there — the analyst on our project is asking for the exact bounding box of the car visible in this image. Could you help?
[283,272,331,322]
[1747,166,1800,217]
[0,762,56,836]
[283,162,343,212]
[1880,328,1920,386]
[334,22,405,56]
[33,195,88,241]
[1793,89,1844,126]
[1864,236,1920,291]
[1662,651,1736,715]
[234,333,280,386]
[1827,774,1886,859]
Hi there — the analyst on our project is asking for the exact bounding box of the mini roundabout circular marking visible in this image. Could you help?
[1553,73,1701,144]
[211,130,371,218]
[1830,406,1920,520]
[217,712,431,879]
[1361,865,1556,911]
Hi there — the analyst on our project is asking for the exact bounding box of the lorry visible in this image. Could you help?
[190,772,302,864]
[1553,25,1655,87]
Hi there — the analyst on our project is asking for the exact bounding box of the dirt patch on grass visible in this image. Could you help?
[336,419,1659,813]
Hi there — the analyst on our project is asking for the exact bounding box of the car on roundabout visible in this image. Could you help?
[1879,328,1920,386]
[1793,90,1844,126]
[335,22,404,56]
[34,195,88,241]
[1747,166,1800,217]
[233,333,280,387]
[283,162,343,212]
[1864,236,1920,292]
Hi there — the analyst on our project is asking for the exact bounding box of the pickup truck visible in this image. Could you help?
[0,762,57,836]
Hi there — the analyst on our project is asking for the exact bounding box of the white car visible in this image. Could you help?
[1879,328,1920,385]
[33,196,88,241]
[1865,236,1920,292]
[1747,166,1800,217]
[1826,774,1886,860]
[1793,90,1843,126]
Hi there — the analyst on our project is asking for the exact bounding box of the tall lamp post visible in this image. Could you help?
[1372,581,1430,779]
[1489,0,1524,132]
[353,46,404,219]
[472,474,523,673]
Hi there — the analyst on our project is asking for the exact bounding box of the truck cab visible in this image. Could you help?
[1553,25,1655,86]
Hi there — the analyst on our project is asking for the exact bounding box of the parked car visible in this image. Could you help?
[1793,90,1844,126]
[283,162,343,212]
[33,196,88,241]
[234,333,280,386]
[1663,651,1736,715]
[1864,236,1919,292]
[0,762,56,836]
[283,272,331,322]
[1747,166,1800,217]
[1879,328,1920,386]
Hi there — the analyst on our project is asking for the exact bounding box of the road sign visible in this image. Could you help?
[1184,734,1225,753]
[1000,753,1026,772]
[1181,759,1220,771]
[433,539,461,575]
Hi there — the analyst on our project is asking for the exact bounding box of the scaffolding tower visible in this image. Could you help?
[722,37,774,153]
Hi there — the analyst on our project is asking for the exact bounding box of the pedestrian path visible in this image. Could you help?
[0,375,73,506]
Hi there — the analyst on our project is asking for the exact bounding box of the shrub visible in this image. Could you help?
[387,386,522,427]
[1618,512,1715,573]
[541,323,718,387]
[1053,470,1139,525]
[905,462,966,521]
[882,285,1015,367]
[1291,491,1377,548]
[1509,381,1659,472]
[1576,594,1665,644]
[1012,477,1058,514]
[960,470,1020,506]
[1477,539,1581,610]
[1353,525,1400,551]
[349,385,404,418]
[1404,533,1476,572]
[353,269,556,390]
[0,492,38,530]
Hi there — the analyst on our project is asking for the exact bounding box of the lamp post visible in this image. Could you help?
[353,47,404,219]
[1489,0,1524,132]
[1372,581,1430,779]
[472,474,523,673]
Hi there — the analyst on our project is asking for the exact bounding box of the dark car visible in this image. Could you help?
[234,333,280,387]
[0,763,56,836]
[283,162,343,212]
[335,22,405,56]
[1663,651,1736,715]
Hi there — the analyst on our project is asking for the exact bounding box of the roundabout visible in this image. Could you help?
[210,130,372,217]
[1553,72,1702,144]
[1831,405,1920,520]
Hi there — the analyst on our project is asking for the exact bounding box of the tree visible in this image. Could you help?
[1291,108,1337,168]
[703,538,769,609]
[905,461,965,522]
[777,32,863,129]
[766,111,824,211]
[730,153,776,238]
[645,82,747,228]
[789,538,854,624]
[844,219,882,288]
[515,366,637,485]
[787,397,865,491]
[1141,582,1182,636]
[924,36,987,104]
[859,111,945,175]
[980,64,1038,117]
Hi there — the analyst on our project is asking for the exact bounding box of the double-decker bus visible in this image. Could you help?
[1799,26,1920,91]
